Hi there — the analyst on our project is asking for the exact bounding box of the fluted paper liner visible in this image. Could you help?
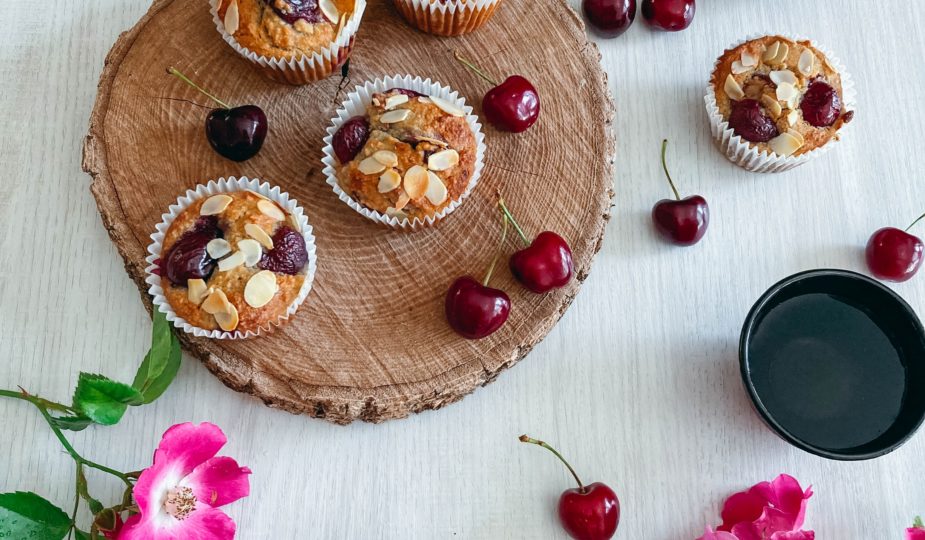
[393,0,501,36]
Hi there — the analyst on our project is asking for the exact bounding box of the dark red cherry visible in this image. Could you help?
[258,226,308,275]
[509,233,573,293]
[728,99,779,143]
[800,79,841,128]
[582,0,636,38]
[866,227,924,283]
[333,116,370,163]
[264,0,323,24]
[651,140,708,246]
[164,217,222,286]
[641,0,695,31]
[483,76,540,133]
[445,276,511,339]
[206,105,268,162]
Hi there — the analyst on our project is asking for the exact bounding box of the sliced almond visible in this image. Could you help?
[385,207,407,220]
[245,223,274,250]
[223,0,239,35]
[378,169,401,193]
[771,42,790,65]
[786,109,800,126]
[416,136,448,147]
[730,61,750,75]
[403,165,429,200]
[798,49,815,76]
[238,238,263,267]
[206,238,232,259]
[418,97,431,104]
[187,279,209,305]
[357,156,387,175]
[740,51,758,67]
[335,12,346,35]
[214,304,239,332]
[372,150,399,167]
[384,94,409,110]
[760,94,782,119]
[787,128,805,146]
[318,0,339,23]
[768,132,802,157]
[769,69,797,86]
[244,271,278,308]
[775,82,799,103]
[200,194,232,216]
[380,109,411,124]
[762,41,780,62]
[201,289,231,315]
[394,191,410,211]
[427,149,459,171]
[724,74,745,101]
[429,96,466,117]
[424,172,448,206]
[257,199,285,221]
[217,250,245,272]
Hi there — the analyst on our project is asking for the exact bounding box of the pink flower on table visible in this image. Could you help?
[118,422,251,540]
[696,474,814,540]
[907,516,925,540]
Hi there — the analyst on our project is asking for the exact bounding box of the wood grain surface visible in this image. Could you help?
[83,0,613,424]
[4,0,925,538]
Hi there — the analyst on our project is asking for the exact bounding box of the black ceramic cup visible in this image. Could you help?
[740,269,925,460]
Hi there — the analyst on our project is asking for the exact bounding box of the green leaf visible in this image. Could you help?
[72,374,143,426]
[74,530,90,540]
[49,415,94,432]
[0,491,71,540]
[131,310,181,404]
[76,468,103,515]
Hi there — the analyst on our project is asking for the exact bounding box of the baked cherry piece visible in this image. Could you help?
[520,436,620,540]
[266,0,324,24]
[582,0,636,38]
[258,226,308,275]
[651,140,708,246]
[497,197,573,293]
[641,0,695,31]
[866,214,925,283]
[163,216,222,286]
[168,67,267,162]
[728,99,778,143]
[332,116,370,163]
[455,52,540,133]
[800,79,842,127]
[386,87,426,98]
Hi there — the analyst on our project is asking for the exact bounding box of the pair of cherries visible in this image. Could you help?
[583,0,695,38]
[445,197,574,339]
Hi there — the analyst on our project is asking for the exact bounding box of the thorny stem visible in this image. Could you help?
[453,51,498,86]
[496,195,530,246]
[661,139,681,201]
[905,212,925,233]
[519,435,586,493]
[166,67,232,109]
[483,211,509,287]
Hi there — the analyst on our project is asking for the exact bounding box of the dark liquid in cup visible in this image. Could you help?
[748,293,907,451]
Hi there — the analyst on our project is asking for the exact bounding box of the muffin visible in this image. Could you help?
[706,35,855,172]
[393,0,502,37]
[323,76,484,229]
[147,180,316,338]
[212,0,366,84]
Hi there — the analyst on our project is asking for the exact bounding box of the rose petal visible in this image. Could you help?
[156,422,227,476]
[754,506,800,534]
[132,458,186,517]
[117,505,235,540]
[771,531,815,540]
[731,522,764,540]
[697,526,739,540]
[184,456,252,508]
[719,491,768,531]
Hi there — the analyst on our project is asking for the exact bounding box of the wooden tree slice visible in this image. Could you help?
[83,0,614,424]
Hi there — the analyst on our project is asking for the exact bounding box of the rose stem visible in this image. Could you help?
[497,195,530,246]
[905,212,925,232]
[661,139,681,201]
[519,435,585,493]
[166,67,232,109]
[453,51,498,86]
[483,210,509,287]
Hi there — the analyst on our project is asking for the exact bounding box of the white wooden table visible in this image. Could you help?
[2,1,924,537]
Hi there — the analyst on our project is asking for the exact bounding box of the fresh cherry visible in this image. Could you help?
[168,67,267,162]
[258,226,308,275]
[445,207,512,339]
[520,435,620,540]
[163,216,222,286]
[651,140,708,246]
[800,79,842,128]
[641,0,695,31]
[498,197,573,293]
[866,214,925,283]
[728,99,778,143]
[582,0,636,38]
[455,52,540,133]
[332,116,370,163]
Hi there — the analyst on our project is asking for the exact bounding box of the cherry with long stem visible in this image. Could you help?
[651,139,709,246]
[519,435,586,493]
[452,51,541,133]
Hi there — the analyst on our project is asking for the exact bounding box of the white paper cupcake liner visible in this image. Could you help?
[392,0,502,36]
[321,74,486,230]
[145,177,317,340]
[705,34,856,173]
[210,0,366,84]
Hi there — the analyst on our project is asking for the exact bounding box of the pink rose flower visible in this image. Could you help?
[118,422,251,540]
[697,474,814,540]
[907,516,925,540]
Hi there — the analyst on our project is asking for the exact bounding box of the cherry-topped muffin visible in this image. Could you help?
[216,0,357,59]
[331,88,477,221]
[711,35,853,157]
[158,190,309,334]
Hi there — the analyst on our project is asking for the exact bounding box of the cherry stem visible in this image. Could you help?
[483,210,509,286]
[661,139,681,201]
[453,51,498,87]
[497,195,530,246]
[166,67,232,110]
[519,435,585,493]
[905,212,925,232]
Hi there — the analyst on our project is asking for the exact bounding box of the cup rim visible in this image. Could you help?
[739,268,925,461]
